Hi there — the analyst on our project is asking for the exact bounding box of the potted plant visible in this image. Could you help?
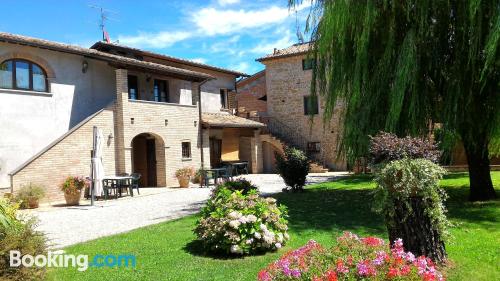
[16,183,45,209]
[60,176,87,206]
[175,167,195,188]
[191,168,203,184]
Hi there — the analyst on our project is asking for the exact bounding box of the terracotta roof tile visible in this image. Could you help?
[202,113,265,128]
[256,42,312,62]
[91,41,248,77]
[0,32,214,81]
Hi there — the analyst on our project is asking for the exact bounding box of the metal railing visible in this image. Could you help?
[249,116,323,165]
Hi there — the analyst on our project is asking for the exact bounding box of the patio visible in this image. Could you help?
[23,172,347,248]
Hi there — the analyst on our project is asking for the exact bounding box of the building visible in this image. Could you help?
[252,43,347,172]
[0,32,265,202]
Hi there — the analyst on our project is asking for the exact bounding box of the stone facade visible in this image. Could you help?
[261,55,346,170]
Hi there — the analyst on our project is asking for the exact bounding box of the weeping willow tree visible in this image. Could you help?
[290,0,499,201]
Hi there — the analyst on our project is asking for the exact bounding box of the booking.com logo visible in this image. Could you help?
[10,250,136,272]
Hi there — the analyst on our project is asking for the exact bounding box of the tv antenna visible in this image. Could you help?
[89,5,118,42]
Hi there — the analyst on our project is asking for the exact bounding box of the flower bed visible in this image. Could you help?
[194,185,289,255]
[258,232,445,281]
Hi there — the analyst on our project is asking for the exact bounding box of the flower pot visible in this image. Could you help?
[27,197,39,209]
[64,191,81,206]
[178,177,190,188]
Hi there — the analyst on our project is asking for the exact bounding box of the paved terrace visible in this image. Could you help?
[22,172,348,249]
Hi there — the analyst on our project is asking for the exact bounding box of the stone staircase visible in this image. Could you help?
[258,117,329,173]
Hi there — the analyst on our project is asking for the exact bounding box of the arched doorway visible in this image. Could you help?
[262,141,281,173]
[131,133,165,187]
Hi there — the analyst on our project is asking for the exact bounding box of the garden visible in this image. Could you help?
[38,135,499,281]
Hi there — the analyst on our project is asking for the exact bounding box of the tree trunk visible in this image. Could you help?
[388,197,446,263]
[463,139,497,201]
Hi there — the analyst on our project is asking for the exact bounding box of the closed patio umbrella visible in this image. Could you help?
[91,127,105,205]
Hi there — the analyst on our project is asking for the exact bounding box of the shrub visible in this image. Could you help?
[175,166,195,179]
[374,158,448,262]
[60,176,88,195]
[258,232,445,281]
[369,132,441,165]
[16,184,45,209]
[194,187,289,255]
[275,147,310,192]
[0,198,18,230]
[192,168,203,184]
[212,179,258,195]
[0,199,47,281]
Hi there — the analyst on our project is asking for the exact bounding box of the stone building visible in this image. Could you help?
[235,70,267,118]
[0,32,264,202]
[254,43,347,172]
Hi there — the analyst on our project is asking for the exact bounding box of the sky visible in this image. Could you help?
[0,0,312,75]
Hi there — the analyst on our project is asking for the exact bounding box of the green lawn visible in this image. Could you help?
[47,172,500,281]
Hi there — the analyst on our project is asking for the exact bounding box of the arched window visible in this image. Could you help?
[0,59,47,92]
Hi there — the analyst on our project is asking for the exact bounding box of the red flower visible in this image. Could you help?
[362,236,385,247]
[401,265,411,275]
[387,267,399,278]
[325,270,338,281]
[258,270,271,281]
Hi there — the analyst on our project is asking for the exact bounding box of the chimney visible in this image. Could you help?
[273,48,277,54]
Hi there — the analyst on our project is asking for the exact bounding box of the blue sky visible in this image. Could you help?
[0,0,311,75]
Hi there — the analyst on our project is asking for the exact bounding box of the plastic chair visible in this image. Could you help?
[130,173,141,196]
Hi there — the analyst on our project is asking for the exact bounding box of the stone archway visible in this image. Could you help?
[131,133,166,187]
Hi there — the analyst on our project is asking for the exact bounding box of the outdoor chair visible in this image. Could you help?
[219,165,234,182]
[102,179,119,200]
[130,173,141,196]
[118,173,131,196]
[201,170,217,187]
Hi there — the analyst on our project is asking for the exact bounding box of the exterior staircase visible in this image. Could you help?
[256,116,329,173]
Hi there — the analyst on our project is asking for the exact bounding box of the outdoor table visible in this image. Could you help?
[102,176,133,199]
[227,161,249,176]
[201,168,226,187]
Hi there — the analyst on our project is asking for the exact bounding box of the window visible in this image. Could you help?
[304,95,319,115]
[220,89,228,109]
[154,79,169,102]
[302,58,315,70]
[307,142,321,153]
[0,59,47,92]
[182,142,191,159]
[128,75,138,100]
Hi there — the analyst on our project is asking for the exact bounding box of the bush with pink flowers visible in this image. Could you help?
[258,232,445,281]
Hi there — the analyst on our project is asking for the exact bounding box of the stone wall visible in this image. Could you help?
[236,71,267,117]
[262,56,346,170]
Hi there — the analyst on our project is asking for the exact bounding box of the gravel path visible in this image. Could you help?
[26,172,347,248]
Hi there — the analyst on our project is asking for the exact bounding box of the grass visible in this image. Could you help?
[47,172,500,281]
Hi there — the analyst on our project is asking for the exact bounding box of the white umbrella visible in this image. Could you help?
[92,127,105,199]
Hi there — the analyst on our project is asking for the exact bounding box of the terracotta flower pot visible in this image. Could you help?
[27,197,39,209]
[64,191,81,206]
[178,177,190,188]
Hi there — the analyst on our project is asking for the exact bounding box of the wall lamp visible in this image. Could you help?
[82,60,89,73]
[165,119,168,126]
[194,120,197,127]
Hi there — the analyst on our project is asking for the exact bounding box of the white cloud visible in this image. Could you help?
[249,30,295,54]
[190,57,207,64]
[230,61,252,73]
[218,0,240,6]
[192,6,292,36]
[117,31,192,48]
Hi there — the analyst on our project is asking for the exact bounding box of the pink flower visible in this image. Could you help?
[336,259,349,274]
[356,260,376,276]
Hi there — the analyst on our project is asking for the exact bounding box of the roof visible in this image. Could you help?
[236,70,265,87]
[91,41,248,77]
[256,42,312,62]
[0,32,214,82]
[202,113,266,128]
